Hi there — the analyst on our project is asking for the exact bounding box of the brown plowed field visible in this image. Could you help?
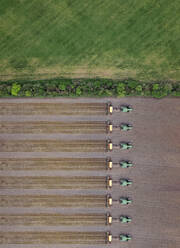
[0,194,107,208]
[0,157,107,171]
[0,213,107,226]
[0,139,106,152]
[0,231,107,244]
[0,121,107,134]
[0,97,180,248]
[0,102,106,115]
[0,176,107,189]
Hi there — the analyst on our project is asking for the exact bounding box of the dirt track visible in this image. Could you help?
[0,97,180,248]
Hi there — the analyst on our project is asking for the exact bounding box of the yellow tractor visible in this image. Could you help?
[107,176,113,188]
[106,232,113,244]
[106,213,113,225]
[107,121,113,133]
[106,157,113,170]
[107,102,113,115]
[106,194,113,207]
[107,139,113,151]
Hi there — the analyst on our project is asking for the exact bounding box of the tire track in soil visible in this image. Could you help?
[0,195,107,207]
[0,231,107,244]
[0,103,107,115]
[0,121,107,134]
[0,158,107,171]
[0,176,107,189]
[0,140,106,152]
[0,213,107,226]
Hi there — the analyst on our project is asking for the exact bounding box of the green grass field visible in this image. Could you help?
[0,0,180,81]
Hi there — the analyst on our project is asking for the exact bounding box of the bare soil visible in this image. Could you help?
[0,97,180,248]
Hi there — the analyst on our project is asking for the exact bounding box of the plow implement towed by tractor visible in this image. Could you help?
[107,213,132,225]
[107,102,133,114]
[106,177,133,188]
[106,195,132,207]
[106,159,133,169]
[107,121,132,133]
[107,232,132,243]
[107,139,133,151]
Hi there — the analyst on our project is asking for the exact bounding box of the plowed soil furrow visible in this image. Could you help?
[0,231,107,244]
[0,121,107,134]
[0,103,106,115]
[0,195,107,207]
[0,213,107,226]
[0,140,106,152]
[0,158,107,171]
[0,176,107,189]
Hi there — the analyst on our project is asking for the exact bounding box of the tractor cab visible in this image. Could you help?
[120,160,133,168]
[120,234,132,242]
[120,105,133,112]
[120,142,133,150]
[120,179,132,186]
[120,123,133,131]
[119,197,132,205]
[120,216,132,223]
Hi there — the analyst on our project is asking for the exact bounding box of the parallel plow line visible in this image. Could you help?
[0,158,107,171]
[0,121,107,134]
[0,103,106,115]
[0,231,107,244]
[0,195,107,207]
[0,176,107,189]
[0,140,106,152]
[0,213,107,226]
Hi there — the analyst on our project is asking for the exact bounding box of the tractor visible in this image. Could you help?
[106,194,113,207]
[120,105,133,112]
[107,139,113,151]
[120,216,132,223]
[107,102,113,115]
[120,142,133,150]
[120,160,133,168]
[106,213,113,225]
[107,121,113,133]
[120,179,132,186]
[106,157,113,170]
[120,123,133,131]
[107,176,113,188]
[119,197,132,205]
[120,234,132,242]
[106,232,113,243]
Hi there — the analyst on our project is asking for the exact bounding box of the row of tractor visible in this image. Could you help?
[106,102,133,244]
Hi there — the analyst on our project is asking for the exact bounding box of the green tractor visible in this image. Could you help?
[119,197,132,205]
[120,142,133,150]
[120,234,132,242]
[120,216,132,223]
[120,123,132,131]
[120,160,133,168]
[120,105,133,113]
[120,179,132,186]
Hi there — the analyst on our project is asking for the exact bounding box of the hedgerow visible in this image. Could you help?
[0,79,179,98]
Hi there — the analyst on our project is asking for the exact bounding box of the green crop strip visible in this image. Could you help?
[0,79,179,98]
